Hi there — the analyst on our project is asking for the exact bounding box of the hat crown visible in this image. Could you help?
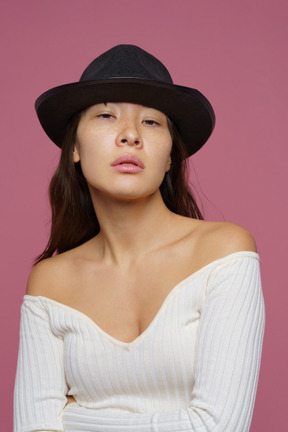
[80,44,173,84]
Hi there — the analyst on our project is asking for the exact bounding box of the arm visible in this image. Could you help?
[113,254,265,432]
[156,254,265,430]
[14,299,68,432]
[184,254,265,430]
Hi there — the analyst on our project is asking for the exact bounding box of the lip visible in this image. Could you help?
[111,164,144,173]
[111,154,145,169]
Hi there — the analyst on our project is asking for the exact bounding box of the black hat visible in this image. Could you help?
[35,44,215,157]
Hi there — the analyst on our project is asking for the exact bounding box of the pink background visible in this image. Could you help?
[1,0,287,430]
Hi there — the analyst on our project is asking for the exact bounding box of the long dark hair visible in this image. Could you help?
[35,111,203,264]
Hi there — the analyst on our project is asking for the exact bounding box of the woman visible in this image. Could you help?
[14,44,265,432]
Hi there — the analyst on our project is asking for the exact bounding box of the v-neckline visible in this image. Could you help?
[23,251,259,348]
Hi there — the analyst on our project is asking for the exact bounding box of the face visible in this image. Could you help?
[73,102,172,201]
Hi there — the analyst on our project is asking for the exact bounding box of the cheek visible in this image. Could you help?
[149,139,172,184]
[151,135,172,168]
[76,145,102,186]
[76,131,110,174]
[79,149,105,181]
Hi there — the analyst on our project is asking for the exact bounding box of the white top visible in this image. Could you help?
[13,251,265,432]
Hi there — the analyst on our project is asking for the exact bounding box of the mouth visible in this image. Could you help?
[111,153,145,169]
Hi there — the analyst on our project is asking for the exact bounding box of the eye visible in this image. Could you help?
[96,113,115,119]
[143,119,160,126]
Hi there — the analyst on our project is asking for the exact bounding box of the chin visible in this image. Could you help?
[89,178,164,201]
[107,186,161,201]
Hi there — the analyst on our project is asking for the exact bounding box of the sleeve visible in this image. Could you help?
[14,299,68,432]
[185,254,265,431]
[105,254,265,432]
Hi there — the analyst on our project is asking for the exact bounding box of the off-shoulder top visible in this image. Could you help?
[13,251,265,432]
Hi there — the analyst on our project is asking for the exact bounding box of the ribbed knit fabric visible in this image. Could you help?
[14,251,265,432]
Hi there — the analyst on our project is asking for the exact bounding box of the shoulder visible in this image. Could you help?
[184,219,257,259]
[201,221,257,255]
[26,237,99,298]
[26,248,83,298]
[26,256,64,297]
[215,221,257,253]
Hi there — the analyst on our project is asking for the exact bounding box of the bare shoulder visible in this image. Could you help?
[26,255,66,297]
[200,220,257,256]
[216,221,257,253]
[26,246,85,298]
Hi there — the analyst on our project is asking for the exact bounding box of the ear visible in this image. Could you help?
[73,144,80,163]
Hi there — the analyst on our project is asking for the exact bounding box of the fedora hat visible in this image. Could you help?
[35,44,215,157]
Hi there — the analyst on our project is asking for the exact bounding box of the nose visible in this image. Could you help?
[116,122,143,148]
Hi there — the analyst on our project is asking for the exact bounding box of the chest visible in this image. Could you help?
[48,276,206,411]
[59,260,204,344]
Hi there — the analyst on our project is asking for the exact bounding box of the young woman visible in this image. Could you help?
[14,44,265,432]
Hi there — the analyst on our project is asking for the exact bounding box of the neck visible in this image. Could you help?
[89,189,176,269]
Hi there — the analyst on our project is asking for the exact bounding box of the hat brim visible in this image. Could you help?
[35,78,215,157]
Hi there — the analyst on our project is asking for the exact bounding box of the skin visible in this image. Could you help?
[27,102,257,406]
[74,102,172,203]
[72,102,174,268]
